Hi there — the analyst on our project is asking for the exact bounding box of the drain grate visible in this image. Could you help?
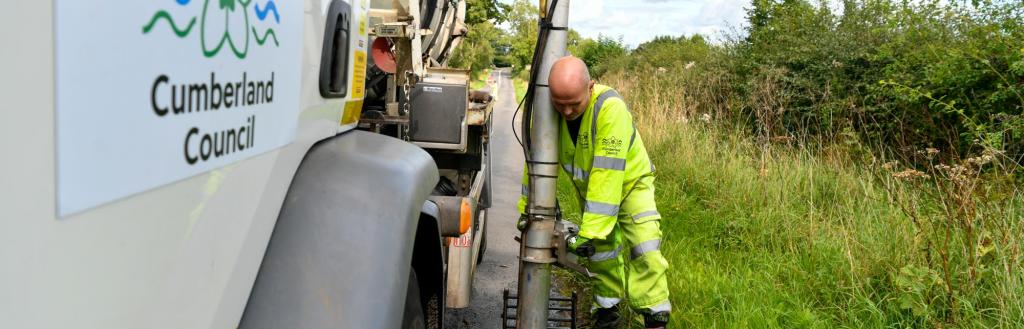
[500,289,578,329]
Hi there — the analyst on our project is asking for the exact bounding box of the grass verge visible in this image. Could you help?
[551,69,1024,328]
[512,77,528,104]
[470,69,490,90]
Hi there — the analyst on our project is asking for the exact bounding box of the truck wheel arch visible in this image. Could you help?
[239,130,439,329]
[412,207,446,328]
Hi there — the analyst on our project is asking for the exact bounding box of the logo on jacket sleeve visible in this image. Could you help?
[600,136,623,156]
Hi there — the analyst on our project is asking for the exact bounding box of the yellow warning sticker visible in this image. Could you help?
[359,15,367,35]
[351,51,367,99]
[342,100,363,125]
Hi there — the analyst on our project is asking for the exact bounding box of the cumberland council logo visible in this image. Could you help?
[143,0,281,59]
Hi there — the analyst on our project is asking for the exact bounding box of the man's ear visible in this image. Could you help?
[589,80,596,90]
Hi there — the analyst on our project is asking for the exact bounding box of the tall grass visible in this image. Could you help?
[580,62,1024,327]
[545,1,1023,326]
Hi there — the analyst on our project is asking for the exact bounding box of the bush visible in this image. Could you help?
[573,35,628,77]
[579,1,1024,325]
[595,38,1024,328]
[600,0,1024,168]
[804,1,1020,160]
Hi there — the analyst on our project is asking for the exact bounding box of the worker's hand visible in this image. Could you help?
[566,234,595,258]
[516,214,528,231]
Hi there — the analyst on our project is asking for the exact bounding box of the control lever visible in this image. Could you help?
[552,220,595,278]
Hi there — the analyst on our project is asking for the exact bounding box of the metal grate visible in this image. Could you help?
[501,289,578,329]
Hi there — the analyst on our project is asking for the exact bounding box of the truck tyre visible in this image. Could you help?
[402,270,426,329]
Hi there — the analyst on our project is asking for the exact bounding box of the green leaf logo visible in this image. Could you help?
[144,0,280,59]
[219,0,236,11]
[201,0,251,59]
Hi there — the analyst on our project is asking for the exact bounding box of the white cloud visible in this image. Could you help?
[569,0,605,22]
[696,0,748,27]
[500,0,751,47]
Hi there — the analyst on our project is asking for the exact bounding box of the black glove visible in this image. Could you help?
[566,233,595,258]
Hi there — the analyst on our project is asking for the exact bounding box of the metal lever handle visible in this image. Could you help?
[552,220,595,278]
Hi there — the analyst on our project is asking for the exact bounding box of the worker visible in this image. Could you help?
[518,56,671,328]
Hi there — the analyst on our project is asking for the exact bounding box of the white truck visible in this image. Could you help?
[0,0,489,328]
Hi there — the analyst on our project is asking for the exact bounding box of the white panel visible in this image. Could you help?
[56,0,303,216]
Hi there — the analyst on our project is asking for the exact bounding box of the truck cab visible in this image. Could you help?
[0,0,487,328]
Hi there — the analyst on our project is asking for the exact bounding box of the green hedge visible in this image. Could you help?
[602,0,1024,165]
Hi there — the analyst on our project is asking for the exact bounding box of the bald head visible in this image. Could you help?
[548,56,595,120]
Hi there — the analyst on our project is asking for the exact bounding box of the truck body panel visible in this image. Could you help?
[0,0,483,326]
[0,1,396,328]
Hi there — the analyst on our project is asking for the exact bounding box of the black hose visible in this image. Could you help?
[517,0,560,163]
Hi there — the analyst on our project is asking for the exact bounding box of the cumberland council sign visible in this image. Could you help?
[56,0,302,216]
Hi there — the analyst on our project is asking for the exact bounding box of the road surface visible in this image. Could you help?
[444,68,525,328]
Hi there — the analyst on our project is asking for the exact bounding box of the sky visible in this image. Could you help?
[498,0,753,47]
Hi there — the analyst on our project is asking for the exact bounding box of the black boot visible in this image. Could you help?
[593,305,622,329]
[643,311,670,328]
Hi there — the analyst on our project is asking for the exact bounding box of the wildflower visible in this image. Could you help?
[700,113,711,122]
[892,169,929,180]
[966,154,993,166]
[915,147,940,160]
[882,161,898,170]
[935,164,973,184]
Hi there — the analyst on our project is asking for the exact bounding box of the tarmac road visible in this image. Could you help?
[444,68,525,329]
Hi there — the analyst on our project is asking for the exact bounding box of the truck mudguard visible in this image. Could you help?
[239,130,439,328]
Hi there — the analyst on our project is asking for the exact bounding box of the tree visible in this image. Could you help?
[449,0,510,72]
[574,35,627,76]
[465,0,509,25]
[629,35,710,69]
[449,21,502,72]
[504,0,540,75]
[746,0,779,35]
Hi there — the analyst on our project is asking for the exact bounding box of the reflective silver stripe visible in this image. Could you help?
[562,163,589,180]
[631,210,660,221]
[594,296,622,308]
[649,300,672,313]
[585,200,620,217]
[589,245,622,262]
[590,89,622,149]
[631,239,661,259]
[521,184,529,196]
[592,156,626,171]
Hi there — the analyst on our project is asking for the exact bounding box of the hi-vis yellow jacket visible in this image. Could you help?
[519,84,659,240]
